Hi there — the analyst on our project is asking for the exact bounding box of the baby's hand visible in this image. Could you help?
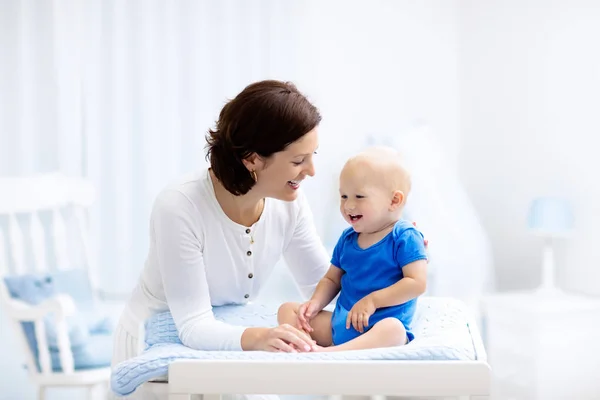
[346,295,376,333]
[296,299,321,333]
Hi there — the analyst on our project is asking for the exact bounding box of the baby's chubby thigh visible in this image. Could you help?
[331,303,363,345]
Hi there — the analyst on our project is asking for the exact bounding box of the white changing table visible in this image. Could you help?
[165,309,491,400]
[167,358,491,400]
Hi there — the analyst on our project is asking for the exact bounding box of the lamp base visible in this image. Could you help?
[538,242,559,296]
[534,284,566,298]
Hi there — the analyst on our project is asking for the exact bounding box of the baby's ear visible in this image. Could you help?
[389,190,405,211]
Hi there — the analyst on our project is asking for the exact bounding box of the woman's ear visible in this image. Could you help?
[389,190,405,211]
[242,153,264,172]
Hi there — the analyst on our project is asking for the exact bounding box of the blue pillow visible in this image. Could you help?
[3,269,113,371]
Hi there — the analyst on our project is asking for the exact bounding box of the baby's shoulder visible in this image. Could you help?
[390,220,427,265]
[339,226,357,241]
[391,220,424,243]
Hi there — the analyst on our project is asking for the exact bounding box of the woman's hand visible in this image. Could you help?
[249,324,317,353]
[412,221,429,248]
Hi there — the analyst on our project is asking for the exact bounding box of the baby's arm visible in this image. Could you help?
[308,265,343,309]
[327,262,427,352]
[297,265,343,330]
[369,259,427,308]
[370,223,429,309]
[278,265,343,347]
[345,260,426,333]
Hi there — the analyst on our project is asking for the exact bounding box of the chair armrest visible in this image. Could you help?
[4,294,76,321]
[4,294,76,374]
[95,288,132,302]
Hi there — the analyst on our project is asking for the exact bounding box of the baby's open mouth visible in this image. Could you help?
[349,214,363,222]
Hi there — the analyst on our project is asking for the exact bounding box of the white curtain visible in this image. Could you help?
[1,0,470,295]
[0,0,306,292]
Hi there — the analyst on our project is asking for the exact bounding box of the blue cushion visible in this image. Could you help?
[3,269,113,372]
[51,332,113,372]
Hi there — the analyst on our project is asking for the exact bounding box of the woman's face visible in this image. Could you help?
[252,127,319,201]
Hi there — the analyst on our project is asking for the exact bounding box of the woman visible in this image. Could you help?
[111,80,330,398]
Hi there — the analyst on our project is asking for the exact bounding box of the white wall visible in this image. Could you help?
[458,0,600,294]
[292,0,462,249]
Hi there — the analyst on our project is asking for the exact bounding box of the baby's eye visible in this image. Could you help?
[356,195,365,199]
[340,195,347,199]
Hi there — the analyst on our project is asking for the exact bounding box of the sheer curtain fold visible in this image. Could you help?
[1,1,296,291]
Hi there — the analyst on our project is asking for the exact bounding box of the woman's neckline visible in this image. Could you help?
[203,168,269,231]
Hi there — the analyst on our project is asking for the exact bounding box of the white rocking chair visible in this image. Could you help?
[0,173,112,400]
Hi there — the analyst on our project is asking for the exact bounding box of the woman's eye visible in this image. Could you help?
[292,161,303,166]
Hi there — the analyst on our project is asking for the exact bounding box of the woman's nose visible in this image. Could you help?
[304,160,315,177]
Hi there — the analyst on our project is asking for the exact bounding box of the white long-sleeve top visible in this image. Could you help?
[122,168,330,351]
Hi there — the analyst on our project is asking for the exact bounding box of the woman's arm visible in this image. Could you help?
[153,189,315,352]
[153,189,248,351]
[282,191,331,300]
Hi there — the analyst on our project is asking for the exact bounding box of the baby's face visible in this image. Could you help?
[338,166,394,234]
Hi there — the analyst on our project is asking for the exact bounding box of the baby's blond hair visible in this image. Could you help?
[342,146,411,202]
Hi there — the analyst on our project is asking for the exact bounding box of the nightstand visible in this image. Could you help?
[481,290,600,400]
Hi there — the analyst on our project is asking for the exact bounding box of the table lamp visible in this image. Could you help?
[527,197,574,294]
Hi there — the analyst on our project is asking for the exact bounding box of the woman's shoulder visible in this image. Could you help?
[163,169,207,194]
[152,169,211,216]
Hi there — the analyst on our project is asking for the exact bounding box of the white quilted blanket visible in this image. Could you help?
[111,297,480,396]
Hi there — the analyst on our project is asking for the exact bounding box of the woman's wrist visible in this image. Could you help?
[240,327,269,351]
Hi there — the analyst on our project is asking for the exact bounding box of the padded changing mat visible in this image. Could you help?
[111,297,480,396]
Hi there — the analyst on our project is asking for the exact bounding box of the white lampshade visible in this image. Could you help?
[527,197,574,238]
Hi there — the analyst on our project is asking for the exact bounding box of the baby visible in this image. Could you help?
[278,146,428,351]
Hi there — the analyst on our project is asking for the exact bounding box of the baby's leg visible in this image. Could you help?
[322,317,407,352]
[277,302,333,347]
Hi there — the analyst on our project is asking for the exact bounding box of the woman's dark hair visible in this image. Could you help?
[205,80,321,196]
